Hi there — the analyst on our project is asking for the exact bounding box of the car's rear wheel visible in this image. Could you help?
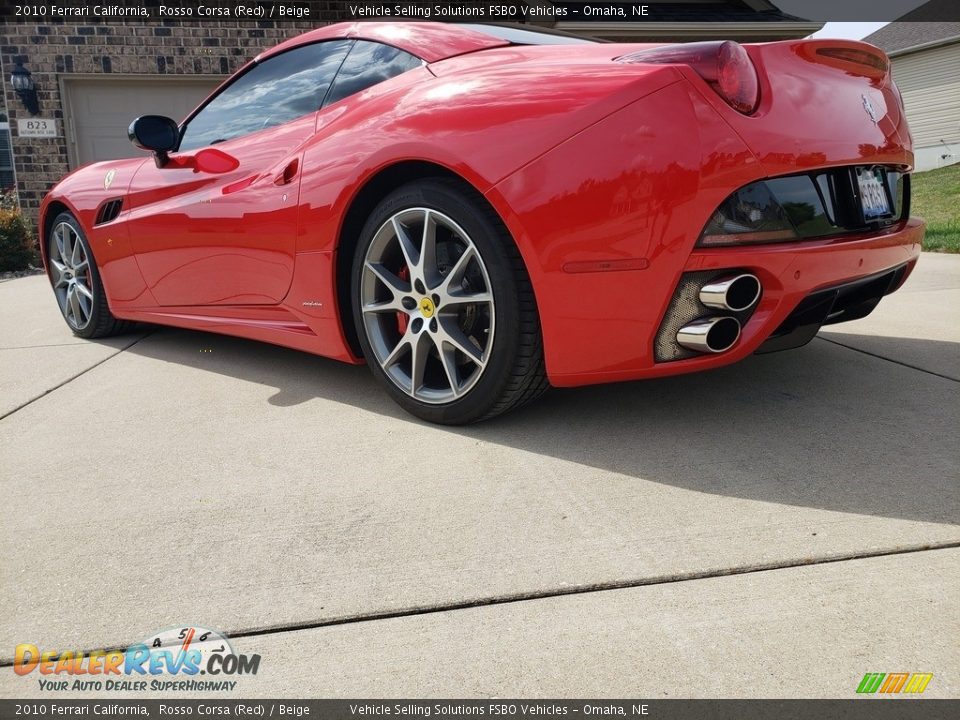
[351,179,547,424]
[47,212,131,339]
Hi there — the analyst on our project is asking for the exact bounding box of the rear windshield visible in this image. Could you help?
[461,24,598,45]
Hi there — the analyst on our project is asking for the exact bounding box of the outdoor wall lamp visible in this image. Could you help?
[11,63,40,115]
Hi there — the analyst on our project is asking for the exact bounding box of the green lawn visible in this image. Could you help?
[912,162,960,253]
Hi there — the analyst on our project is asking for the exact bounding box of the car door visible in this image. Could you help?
[125,40,352,306]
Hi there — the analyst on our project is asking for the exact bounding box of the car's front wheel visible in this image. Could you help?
[351,179,547,424]
[47,212,131,339]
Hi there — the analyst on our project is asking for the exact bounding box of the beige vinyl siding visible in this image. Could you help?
[891,41,960,149]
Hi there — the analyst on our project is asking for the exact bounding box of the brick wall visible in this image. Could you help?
[1,19,334,219]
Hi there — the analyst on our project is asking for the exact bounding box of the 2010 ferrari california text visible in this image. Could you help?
[40,22,925,424]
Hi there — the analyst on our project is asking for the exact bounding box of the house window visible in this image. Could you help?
[0,120,15,191]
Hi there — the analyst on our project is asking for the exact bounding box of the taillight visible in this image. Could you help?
[699,168,908,248]
[795,42,890,81]
[716,42,759,114]
[814,47,888,73]
[699,181,797,247]
[618,41,760,114]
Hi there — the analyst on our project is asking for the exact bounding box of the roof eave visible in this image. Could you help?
[888,35,960,57]
[555,21,823,40]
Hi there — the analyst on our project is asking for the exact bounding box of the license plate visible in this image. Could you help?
[857,168,891,219]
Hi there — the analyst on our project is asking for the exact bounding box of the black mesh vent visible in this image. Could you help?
[654,269,759,362]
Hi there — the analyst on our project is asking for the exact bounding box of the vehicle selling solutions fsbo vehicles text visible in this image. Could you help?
[349,5,649,19]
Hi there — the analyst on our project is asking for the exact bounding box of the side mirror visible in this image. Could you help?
[160,147,240,175]
[194,148,240,174]
[128,115,179,167]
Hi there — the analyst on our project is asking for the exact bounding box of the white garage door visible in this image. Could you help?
[891,43,960,148]
[62,76,222,168]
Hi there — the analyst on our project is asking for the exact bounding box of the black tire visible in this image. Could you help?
[47,212,133,339]
[351,178,548,424]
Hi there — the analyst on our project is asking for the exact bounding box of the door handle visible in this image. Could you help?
[274,159,299,186]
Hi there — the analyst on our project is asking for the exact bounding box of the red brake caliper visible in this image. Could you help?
[397,265,409,334]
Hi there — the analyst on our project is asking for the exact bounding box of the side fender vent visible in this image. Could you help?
[94,198,123,225]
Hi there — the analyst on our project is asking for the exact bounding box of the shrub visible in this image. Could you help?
[0,189,38,272]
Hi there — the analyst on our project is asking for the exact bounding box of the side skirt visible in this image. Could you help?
[116,304,361,363]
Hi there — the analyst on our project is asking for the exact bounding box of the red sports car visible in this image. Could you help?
[40,22,924,424]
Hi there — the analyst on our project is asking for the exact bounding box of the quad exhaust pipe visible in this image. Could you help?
[672,272,760,354]
[699,273,761,312]
[676,316,742,354]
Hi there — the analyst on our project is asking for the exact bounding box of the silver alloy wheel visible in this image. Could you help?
[360,207,495,404]
[49,221,94,331]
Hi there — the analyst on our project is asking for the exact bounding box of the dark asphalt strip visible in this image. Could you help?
[0,330,154,422]
[1,540,957,667]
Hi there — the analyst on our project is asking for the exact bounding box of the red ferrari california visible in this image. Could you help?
[40,22,924,424]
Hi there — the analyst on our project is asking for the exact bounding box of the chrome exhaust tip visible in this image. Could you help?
[699,273,761,312]
[676,317,742,354]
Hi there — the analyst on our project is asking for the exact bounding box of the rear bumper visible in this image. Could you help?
[489,76,920,388]
[755,262,910,354]
[550,218,924,387]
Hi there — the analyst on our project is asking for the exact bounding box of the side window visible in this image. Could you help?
[180,40,352,151]
[324,41,422,107]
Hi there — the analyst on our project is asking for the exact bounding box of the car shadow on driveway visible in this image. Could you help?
[123,326,960,527]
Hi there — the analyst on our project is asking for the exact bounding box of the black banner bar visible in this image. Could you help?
[1,0,959,24]
[2,700,960,720]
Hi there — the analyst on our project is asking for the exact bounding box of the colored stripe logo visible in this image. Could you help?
[857,673,933,694]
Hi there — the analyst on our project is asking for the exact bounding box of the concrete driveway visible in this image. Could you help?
[1,253,958,698]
